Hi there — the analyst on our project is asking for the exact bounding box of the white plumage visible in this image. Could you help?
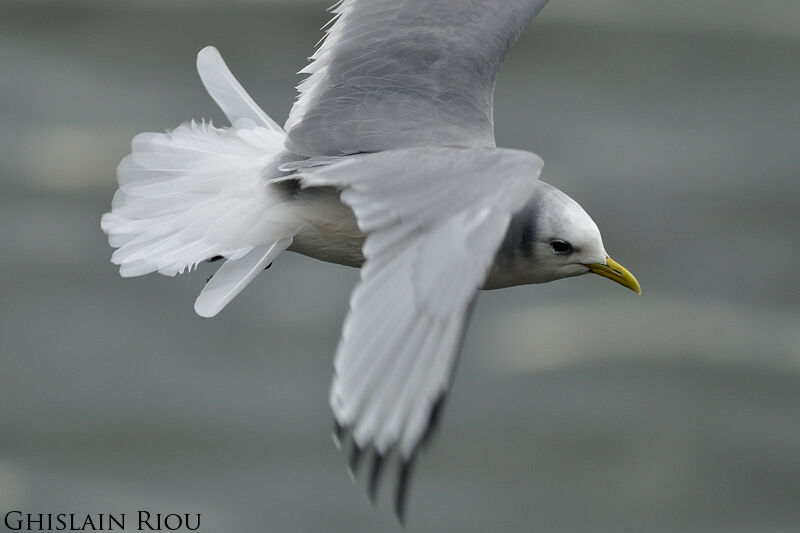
[296,148,542,456]
[102,0,641,520]
[102,48,298,317]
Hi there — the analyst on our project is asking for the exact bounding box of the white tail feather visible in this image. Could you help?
[196,46,283,132]
[101,47,298,315]
[194,238,292,318]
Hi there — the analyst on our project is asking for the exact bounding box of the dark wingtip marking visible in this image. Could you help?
[347,442,364,479]
[332,421,345,449]
[207,255,223,263]
[422,393,446,446]
[367,452,385,504]
[394,457,416,524]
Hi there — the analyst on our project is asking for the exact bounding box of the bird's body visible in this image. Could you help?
[101,0,641,520]
[287,178,604,289]
[286,185,366,268]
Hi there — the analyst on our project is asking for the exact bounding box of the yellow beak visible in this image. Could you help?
[587,256,641,295]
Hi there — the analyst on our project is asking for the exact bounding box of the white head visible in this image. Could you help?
[487,181,640,293]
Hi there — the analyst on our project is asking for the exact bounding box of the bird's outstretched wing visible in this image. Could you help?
[293,146,543,518]
[285,0,551,156]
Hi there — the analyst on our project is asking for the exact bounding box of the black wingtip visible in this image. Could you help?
[332,421,345,449]
[421,393,446,446]
[347,442,364,480]
[367,452,385,504]
[394,457,416,524]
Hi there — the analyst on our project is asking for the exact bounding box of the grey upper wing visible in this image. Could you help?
[295,146,543,518]
[285,0,551,157]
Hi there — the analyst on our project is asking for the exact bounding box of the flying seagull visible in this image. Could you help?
[101,0,640,520]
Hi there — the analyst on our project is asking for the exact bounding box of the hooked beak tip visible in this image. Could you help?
[587,256,641,295]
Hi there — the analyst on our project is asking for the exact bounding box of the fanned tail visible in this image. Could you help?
[101,46,298,316]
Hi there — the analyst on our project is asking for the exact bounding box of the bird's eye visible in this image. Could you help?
[550,240,573,254]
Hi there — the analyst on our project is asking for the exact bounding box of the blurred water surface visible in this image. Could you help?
[1,1,799,531]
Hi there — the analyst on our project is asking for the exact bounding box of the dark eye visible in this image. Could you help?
[550,240,573,254]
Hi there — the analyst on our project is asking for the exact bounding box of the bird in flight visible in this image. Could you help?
[101,0,640,521]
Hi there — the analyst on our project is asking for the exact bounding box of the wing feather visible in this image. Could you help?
[286,0,551,156]
[297,146,542,517]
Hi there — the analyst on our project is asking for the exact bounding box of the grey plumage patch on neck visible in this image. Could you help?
[518,216,535,260]
[496,203,538,270]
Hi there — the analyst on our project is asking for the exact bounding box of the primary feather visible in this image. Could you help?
[285,0,549,156]
[296,147,542,516]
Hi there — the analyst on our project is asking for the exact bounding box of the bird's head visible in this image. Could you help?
[488,181,640,294]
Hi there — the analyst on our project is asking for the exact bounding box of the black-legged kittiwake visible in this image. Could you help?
[101,0,641,520]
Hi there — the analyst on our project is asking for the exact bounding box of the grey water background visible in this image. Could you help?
[1,1,799,531]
